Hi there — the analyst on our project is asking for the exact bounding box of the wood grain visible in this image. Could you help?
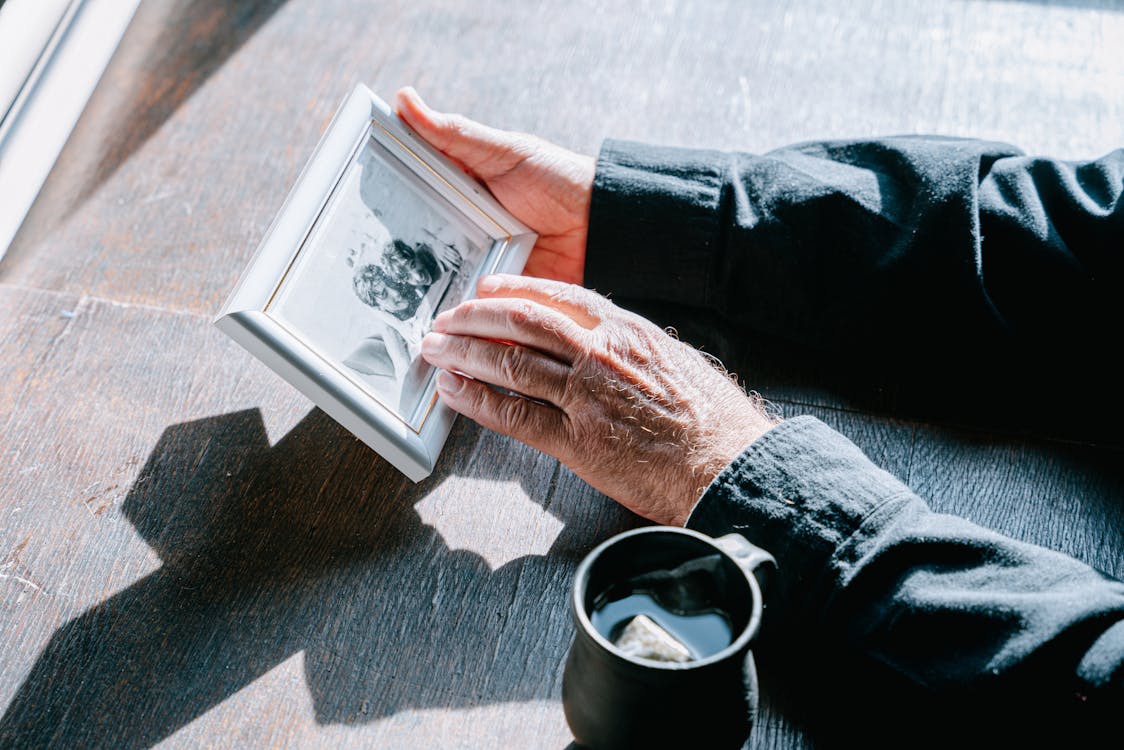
[4,0,1123,317]
[1,1,1122,747]
[0,291,632,748]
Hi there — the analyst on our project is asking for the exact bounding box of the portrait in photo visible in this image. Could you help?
[270,134,490,427]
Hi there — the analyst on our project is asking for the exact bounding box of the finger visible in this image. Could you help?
[521,246,585,286]
[421,332,570,406]
[432,297,587,363]
[394,88,476,175]
[394,87,528,179]
[435,370,567,457]
[476,274,605,329]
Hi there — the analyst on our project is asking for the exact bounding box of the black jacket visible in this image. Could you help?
[584,137,1124,744]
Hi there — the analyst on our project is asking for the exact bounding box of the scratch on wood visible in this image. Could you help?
[1,536,48,596]
[489,560,526,671]
[140,189,178,205]
[7,536,29,564]
[82,494,118,516]
[0,570,47,594]
[539,461,563,518]
[1,297,85,435]
[76,457,143,515]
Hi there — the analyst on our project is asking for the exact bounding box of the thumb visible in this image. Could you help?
[394,87,527,179]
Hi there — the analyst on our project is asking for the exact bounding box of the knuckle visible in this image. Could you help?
[561,369,592,405]
[497,394,532,435]
[581,333,615,371]
[582,285,611,309]
[555,283,607,324]
[458,378,486,415]
[508,300,537,329]
[497,344,528,384]
[640,323,672,352]
[446,333,473,361]
[583,287,613,311]
[627,312,661,336]
[549,283,580,305]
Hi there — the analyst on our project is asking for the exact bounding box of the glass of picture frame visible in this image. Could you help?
[215,84,537,481]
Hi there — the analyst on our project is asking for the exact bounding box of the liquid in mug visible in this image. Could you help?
[590,590,733,661]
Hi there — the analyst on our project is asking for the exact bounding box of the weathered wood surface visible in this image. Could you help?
[1,1,1123,748]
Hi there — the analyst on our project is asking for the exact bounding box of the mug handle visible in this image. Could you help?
[713,533,777,596]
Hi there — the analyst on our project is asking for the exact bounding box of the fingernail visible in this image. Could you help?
[436,370,464,395]
[477,275,501,293]
[432,311,451,332]
[421,332,447,356]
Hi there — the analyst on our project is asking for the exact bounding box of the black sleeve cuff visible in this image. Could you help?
[584,139,729,308]
[685,416,917,618]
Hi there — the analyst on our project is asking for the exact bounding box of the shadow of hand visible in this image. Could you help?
[0,407,634,748]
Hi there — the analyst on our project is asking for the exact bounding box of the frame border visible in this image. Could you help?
[214,84,536,481]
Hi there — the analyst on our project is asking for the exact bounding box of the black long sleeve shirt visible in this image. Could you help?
[583,137,1124,742]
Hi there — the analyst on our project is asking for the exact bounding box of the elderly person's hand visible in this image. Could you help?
[395,87,594,284]
[421,275,780,525]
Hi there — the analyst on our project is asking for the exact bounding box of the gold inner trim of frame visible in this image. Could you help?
[268,314,439,436]
[261,133,367,315]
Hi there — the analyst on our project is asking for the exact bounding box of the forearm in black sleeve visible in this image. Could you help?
[687,417,1124,738]
[585,137,1124,366]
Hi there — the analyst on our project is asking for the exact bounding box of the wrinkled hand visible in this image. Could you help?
[420,275,780,526]
[395,87,594,284]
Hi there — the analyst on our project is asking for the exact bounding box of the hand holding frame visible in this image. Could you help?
[421,275,779,525]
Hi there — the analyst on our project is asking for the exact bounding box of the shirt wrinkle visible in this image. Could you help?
[584,136,1124,729]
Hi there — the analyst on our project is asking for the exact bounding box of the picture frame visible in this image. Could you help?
[214,84,537,481]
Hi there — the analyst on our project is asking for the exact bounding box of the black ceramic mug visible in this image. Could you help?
[562,526,775,750]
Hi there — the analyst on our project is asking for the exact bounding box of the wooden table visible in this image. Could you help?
[2,1,1122,747]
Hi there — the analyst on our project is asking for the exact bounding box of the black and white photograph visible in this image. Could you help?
[269,132,492,429]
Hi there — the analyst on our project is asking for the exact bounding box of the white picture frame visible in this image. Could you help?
[215,84,537,481]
